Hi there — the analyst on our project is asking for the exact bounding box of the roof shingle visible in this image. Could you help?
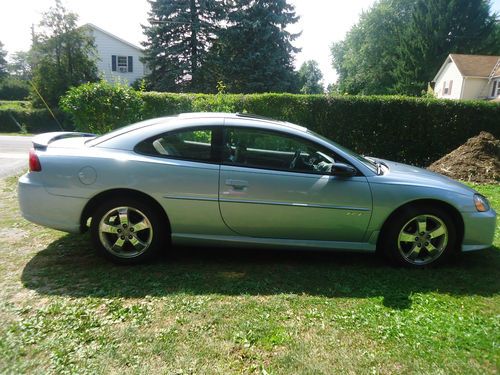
[450,54,500,77]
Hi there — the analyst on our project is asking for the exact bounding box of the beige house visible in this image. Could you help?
[432,54,500,100]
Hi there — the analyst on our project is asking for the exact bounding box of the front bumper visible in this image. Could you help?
[18,173,87,233]
[461,208,497,251]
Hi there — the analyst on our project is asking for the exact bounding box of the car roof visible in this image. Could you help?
[178,112,308,133]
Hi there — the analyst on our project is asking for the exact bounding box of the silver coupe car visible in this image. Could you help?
[18,113,496,267]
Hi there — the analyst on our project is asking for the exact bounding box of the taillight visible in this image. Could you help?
[29,149,42,172]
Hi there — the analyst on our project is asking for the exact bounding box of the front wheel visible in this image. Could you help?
[381,205,458,268]
[90,197,167,264]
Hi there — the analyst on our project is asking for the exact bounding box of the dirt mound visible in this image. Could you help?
[428,131,500,184]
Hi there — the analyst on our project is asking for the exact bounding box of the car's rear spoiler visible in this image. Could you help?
[32,132,96,150]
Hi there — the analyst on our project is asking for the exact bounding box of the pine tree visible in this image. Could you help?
[394,0,498,95]
[142,0,225,92]
[205,0,300,93]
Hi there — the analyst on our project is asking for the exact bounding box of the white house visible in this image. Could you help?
[84,23,147,86]
[433,54,500,100]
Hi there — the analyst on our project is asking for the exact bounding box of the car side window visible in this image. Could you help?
[223,127,344,174]
[135,127,216,162]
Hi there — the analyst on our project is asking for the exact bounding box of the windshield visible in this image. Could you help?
[307,130,379,173]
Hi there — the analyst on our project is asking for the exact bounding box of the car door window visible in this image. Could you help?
[135,127,218,163]
[223,127,345,174]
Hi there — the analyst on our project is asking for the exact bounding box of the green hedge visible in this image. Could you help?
[0,107,70,133]
[60,84,500,166]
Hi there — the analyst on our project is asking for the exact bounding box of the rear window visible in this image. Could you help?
[86,118,170,147]
[135,127,218,163]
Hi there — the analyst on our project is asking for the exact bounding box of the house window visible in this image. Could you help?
[443,80,453,95]
[111,55,133,73]
[117,56,128,72]
[491,80,500,97]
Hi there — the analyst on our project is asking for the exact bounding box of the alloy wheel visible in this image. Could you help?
[98,206,153,258]
[397,214,448,265]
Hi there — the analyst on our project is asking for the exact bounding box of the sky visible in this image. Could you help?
[1,0,500,86]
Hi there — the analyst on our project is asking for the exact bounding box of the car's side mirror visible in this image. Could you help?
[331,163,357,177]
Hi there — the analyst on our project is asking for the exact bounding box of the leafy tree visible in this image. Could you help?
[142,0,226,92]
[488,20,500,54]
[394,0,499,95]
[331,0,499,96]
[31,0,98,107]
[205,0,300,93]
[0,41,8,81]
[0,77,31,100]
[0,44,31,100]
[326,82,339,95]
[331,0,414,95]
[7,51,32,80]
[297,60,324,94]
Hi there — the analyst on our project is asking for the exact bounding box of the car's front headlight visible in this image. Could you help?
[474,194,490,212]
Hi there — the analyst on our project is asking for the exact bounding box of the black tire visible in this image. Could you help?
[380,205,458,268]
[90,197,168,264]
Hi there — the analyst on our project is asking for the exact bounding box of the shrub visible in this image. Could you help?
[59,84,500,165]
[0,77,30,100]
[60,80,144,134]
[0,106,69,133]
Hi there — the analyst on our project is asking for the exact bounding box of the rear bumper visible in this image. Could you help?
[18,173,87,233]
[461,208,497,251]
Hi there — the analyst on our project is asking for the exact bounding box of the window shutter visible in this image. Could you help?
[128,56,133,72]
[111,55,117,71]
[492,81,497,97]
[449,80,453,95]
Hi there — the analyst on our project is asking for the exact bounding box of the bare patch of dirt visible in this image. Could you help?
[0,227,28,245]
[428,132,500,183]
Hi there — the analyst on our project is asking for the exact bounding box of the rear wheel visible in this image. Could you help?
[90,198,167,264]
[381,205,457,267]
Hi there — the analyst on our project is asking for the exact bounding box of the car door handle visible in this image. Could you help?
[225,179,248,189]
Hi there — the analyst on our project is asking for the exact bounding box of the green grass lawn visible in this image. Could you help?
[0,174,498,374]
